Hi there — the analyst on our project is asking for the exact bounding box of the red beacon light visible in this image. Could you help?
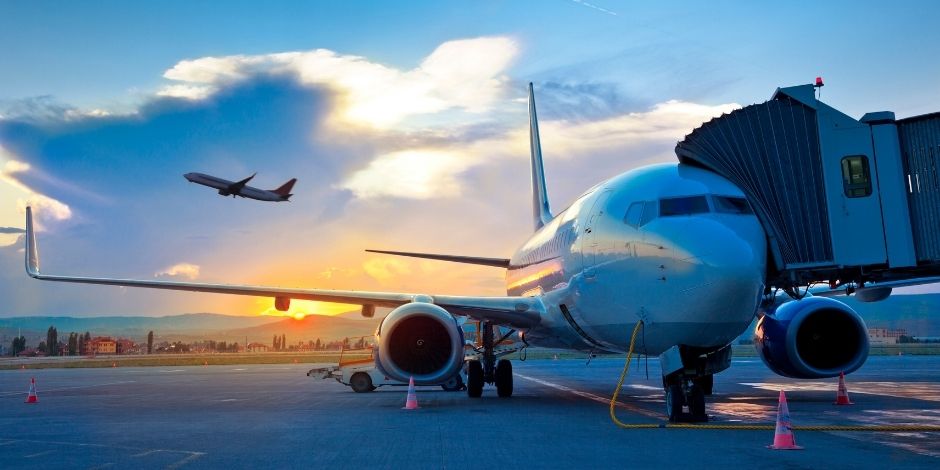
[814,76,824,87]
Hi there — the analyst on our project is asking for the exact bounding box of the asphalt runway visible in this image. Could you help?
[1,355,939,469]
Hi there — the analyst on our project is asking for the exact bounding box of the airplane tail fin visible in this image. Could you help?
[528,83,553,231]
[271,178,297,199]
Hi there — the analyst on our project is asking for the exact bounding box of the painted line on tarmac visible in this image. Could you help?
[515,373,663,419]
[24,450,56,458]
[0,380,136,397]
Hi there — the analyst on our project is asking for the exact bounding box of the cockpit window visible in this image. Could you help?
[712,196,752,214]
[659,196,709,216]
[640,201,657,226]
[624,202,644,227]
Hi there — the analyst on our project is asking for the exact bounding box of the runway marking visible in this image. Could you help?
[741,381,940,402]
[515,373,663,419]
[167,452,204,470]
[217,399,240,402]
[627,384,662,391]
[232,368,246,371]
[161,369,185,373]
[24,450,55,458]
[0,381,136,397]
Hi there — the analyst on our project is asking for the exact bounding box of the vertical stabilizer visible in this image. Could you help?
[529,83,553,231]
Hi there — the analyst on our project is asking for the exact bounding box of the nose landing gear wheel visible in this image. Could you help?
[495,359,513,397]
[467,360,484,398]
[665,384,684,422]
[688,384,707,422]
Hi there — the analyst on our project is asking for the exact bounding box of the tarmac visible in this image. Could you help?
[1,355,939,469]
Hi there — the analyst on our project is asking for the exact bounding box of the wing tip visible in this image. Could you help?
[25,206,40,277]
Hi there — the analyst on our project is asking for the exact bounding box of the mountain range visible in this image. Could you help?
[1,293,938,346]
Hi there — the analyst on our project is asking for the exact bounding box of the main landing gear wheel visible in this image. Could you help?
[495,359,513,398]
[467,360,484,398]
[349,372,375,393]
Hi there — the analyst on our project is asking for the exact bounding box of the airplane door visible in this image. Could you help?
[581,190,612,279]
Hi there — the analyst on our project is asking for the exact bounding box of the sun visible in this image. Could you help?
[292,312,306,320]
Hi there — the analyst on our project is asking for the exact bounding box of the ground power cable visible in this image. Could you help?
[609,320,940,432]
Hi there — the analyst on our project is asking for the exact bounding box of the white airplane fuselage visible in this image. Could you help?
[507,163,767,356]
[184,172,289,202]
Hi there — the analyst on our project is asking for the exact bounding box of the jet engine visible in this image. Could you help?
[374,302,465,385]
[755,296,869,379]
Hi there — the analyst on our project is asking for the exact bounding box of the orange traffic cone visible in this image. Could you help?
[25,378,38,404]
[403,376,419,410]
[111,362,116,368]
[204,361,208,367]
[767,390,802,450]
[834,372,853,405]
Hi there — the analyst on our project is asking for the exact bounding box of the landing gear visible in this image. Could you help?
[496,359,513,397]
[663,377,709,423]
[466,321,515,398]
[467,360,484,397]
[693,374,714,396]
[665,384,684,421]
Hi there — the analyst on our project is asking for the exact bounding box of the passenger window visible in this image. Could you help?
[624,202,644,227]
[841,156,872,198]
[659,196,710,216]
[639,201,657,226]
[713,196,753,214]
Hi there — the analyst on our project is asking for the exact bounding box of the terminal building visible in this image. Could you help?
[676,82,940,298]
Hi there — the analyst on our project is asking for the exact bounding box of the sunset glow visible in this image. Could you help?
[257,299,361,319]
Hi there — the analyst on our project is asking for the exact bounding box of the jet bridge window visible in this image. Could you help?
[712,196,753,214]
[841,155,872,198]
[659,196,709,217]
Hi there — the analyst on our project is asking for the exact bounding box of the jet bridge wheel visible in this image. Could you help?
[441,373,465,392]
[467,360,484,398]
[349,372,375,393]
[495,359,513,398]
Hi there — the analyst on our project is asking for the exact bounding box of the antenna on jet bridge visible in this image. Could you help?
[528,83,554,231]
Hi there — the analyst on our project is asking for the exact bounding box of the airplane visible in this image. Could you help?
[184,172,297,202]
[23,83,929,422]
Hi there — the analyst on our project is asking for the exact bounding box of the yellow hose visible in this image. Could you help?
[609,320,940,432]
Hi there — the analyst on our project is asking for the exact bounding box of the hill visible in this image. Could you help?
[0,312,379,344]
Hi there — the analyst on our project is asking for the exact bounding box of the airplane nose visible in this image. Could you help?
[673,219,767,320]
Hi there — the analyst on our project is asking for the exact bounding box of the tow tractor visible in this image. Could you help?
[307,336,467,393]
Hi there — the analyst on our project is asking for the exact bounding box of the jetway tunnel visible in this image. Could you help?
[675,84,940,292]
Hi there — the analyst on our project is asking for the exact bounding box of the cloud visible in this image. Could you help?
[340,149,467,199]
[0,227,25,234]
[155,262,200,279]
[0,150,73,230]
[362,257,411,283]
[159,36,519,128]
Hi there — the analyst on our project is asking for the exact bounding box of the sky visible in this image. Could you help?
[1,1,939,318]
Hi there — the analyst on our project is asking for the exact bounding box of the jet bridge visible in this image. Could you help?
[675,83,940,292]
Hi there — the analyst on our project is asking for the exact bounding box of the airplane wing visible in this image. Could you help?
[228,172,256,194]
[23,208,541,329]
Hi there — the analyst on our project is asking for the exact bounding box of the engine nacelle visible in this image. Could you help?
[755,296,869,379]
[374,302,464,385]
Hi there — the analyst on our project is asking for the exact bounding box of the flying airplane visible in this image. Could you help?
[184,172,297,202]
[23,83,930,422]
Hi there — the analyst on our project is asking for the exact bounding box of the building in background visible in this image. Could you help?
[869,328,908,345]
